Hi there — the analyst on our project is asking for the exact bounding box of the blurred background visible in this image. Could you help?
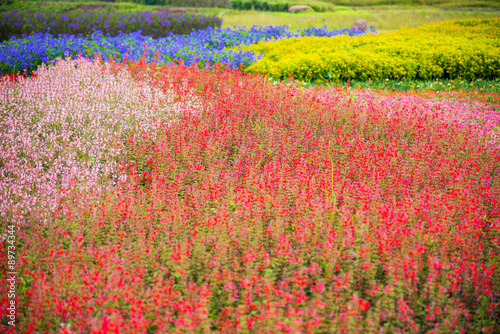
[1,0,499,32]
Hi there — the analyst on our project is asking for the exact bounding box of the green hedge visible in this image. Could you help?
[313,0,499,7]
[160,0,231,7]
[230,0,335,12]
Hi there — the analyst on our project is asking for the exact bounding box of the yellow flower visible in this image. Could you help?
[241,18,499,83]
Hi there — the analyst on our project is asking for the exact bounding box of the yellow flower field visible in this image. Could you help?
[239,18,500,81]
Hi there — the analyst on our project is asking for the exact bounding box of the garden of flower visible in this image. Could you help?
[0,0,499,333]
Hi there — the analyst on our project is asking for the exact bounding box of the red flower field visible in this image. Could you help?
[1,59,499,333]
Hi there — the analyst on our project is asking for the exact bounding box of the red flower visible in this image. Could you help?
[358,299,370,312]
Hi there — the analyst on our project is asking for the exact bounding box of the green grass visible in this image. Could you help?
[271,77,500,106]
[347,78,499,93]
[284,77,500,94]
[325,0,500,7]
[0,1,162,14]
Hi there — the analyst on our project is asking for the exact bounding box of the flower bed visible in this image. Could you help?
[1,58,499,333]
[0,10,222,42]
[241,18,500,81]
[0,25,375,74]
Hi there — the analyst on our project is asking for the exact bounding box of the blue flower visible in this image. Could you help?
[0,25,375,74]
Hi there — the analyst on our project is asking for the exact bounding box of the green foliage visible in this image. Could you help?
[319,0,500,7]
[0,0,231,14]
[267,1,288,11]
[155,0,231,7]
[2,0,231,6]
[138,0,165,6]
[229,0,336,12]
[294,76,500,96]
[0,1,149,15]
